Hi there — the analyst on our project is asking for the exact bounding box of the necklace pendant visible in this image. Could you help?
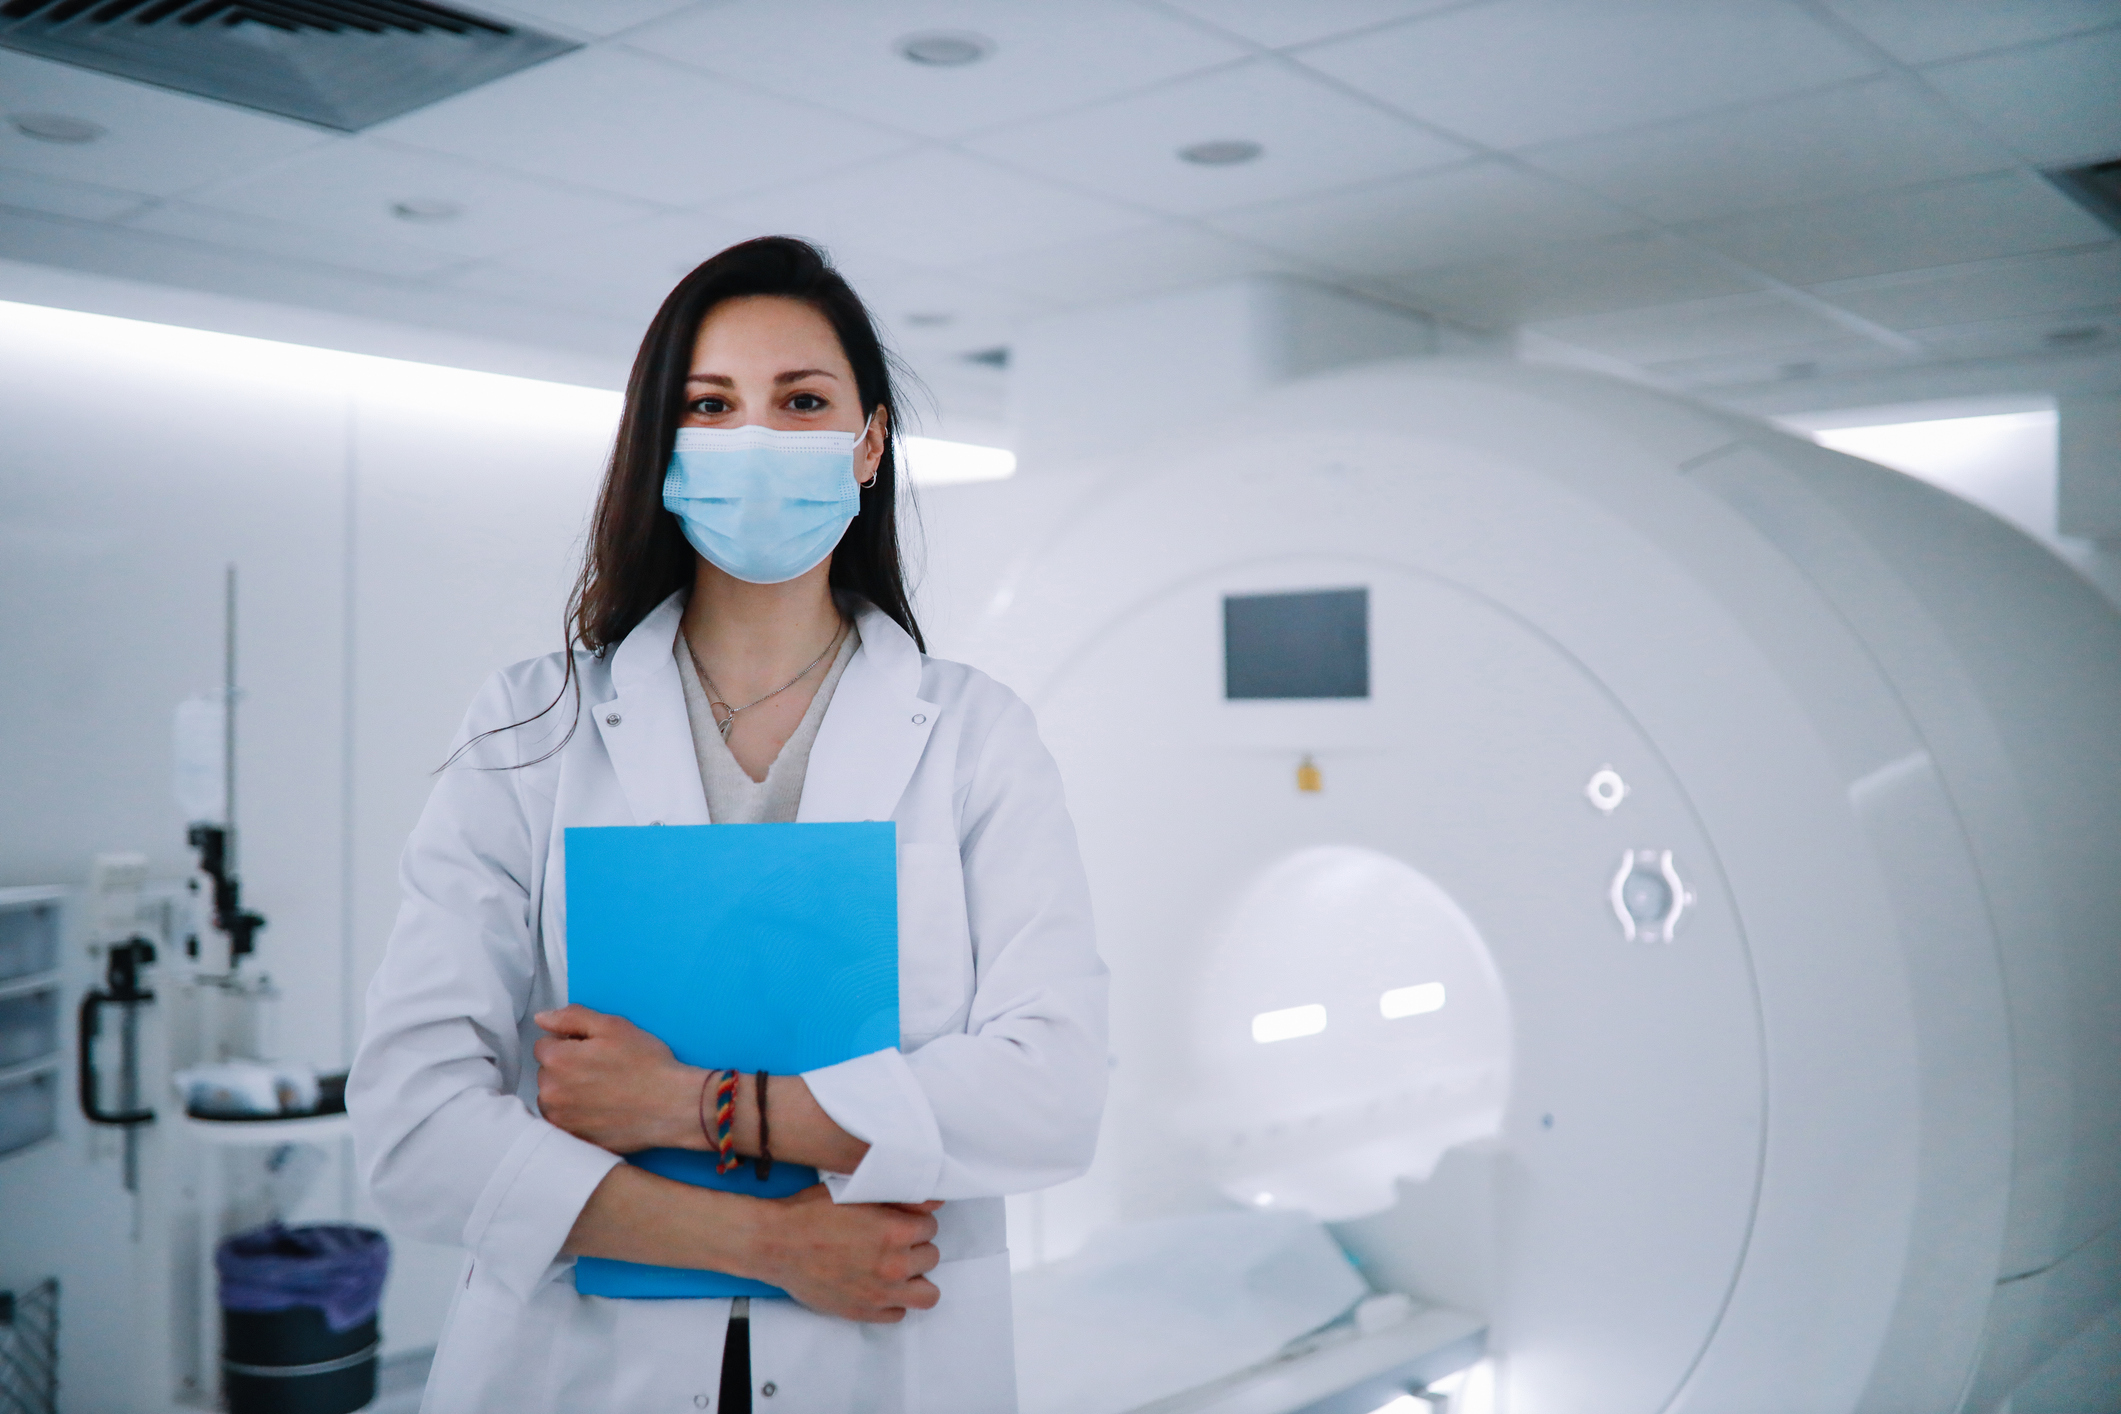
[710,702,736,737]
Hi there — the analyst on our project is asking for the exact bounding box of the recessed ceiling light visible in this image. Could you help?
[2045,325,2104,347]
[391,198,464,223]
[904,311,954,328]
[8,112,107,144]
[1178,139,1263,167]
[896,31,994,66]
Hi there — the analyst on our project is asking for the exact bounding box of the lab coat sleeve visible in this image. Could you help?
[805,692,1109,1202]
[347,669,621,1302]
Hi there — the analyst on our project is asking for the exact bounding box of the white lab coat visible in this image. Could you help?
[348,594,1108,1413]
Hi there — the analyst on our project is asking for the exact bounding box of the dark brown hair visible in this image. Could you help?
[453,235,923,769]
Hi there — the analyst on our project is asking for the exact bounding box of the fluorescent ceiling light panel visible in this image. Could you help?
[0,298,620,427]
[902,435,1016,486]
[1811,411,2055,480]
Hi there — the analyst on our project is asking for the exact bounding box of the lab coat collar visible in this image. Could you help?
[592,591,937,826]
[592,592,707,827]
[800,600,938,823]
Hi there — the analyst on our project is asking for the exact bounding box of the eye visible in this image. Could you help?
[688,396,730,416]
[788,392,827,412]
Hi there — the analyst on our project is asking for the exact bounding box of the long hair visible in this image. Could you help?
[453,235,924,769]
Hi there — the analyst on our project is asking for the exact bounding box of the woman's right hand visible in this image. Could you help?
[755,1185,943,1323]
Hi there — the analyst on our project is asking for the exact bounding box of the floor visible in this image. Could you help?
[369,1349,431,1414]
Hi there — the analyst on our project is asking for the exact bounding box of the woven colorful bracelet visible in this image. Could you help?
[712,1068,741,1174]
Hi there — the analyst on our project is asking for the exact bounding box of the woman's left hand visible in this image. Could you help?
[533,1004,702,1154]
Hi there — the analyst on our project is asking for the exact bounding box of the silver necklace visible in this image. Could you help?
[689,621,845,739]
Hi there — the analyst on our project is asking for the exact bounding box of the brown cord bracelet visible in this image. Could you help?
[754,1070,773,1180]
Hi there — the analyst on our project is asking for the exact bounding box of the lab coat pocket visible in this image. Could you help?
[897,841,973,1046]
[906,1250,1017,1414]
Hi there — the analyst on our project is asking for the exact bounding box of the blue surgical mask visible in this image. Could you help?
[662,418,870,585]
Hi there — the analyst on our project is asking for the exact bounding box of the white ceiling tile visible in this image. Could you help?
[120,201,468,278]
[1681,171,2114,285]
[476,210,766,308]
[0,166,151,222]
[471,0,702,40]
[178,139,660,261]
[1522,77,2013,225]
[1638,334,1918,389]
[1209,159,1641,276]
[956,221,1299,306]
[963,59,1467,217]
[1819,0,2121,65]
[1528,291,1862,364]
[1810,244,2121,330]
[488,250,1058,362]
[1155,0,1474,49]
[444,260,667,327]
[1297,0,1879,150]
[372,47,912,207]
[897,351,1010,429]
[0,49,328,198]
[623,0,1247,139]
[712,149,1148,270]
[1922,27,2121,168]
[1897,300,2120,359]
[1390,230,1756,327]
[859,270,1051,360]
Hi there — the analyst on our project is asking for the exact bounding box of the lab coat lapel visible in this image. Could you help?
[799,603,938,823]
[589,593,711,827]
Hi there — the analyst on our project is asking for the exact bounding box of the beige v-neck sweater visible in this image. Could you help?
[675,624,859,824]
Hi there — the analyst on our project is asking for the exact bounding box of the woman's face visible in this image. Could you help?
[680,294,886,481]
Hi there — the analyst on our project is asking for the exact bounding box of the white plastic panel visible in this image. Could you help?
[1012,558,1766,1413]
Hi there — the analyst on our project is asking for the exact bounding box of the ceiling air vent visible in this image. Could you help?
[0,0,577,134]
[2046,157,2121,237]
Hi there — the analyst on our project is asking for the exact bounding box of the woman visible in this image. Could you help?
[348,236,1108,1413]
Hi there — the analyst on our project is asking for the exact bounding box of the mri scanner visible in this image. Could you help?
[973,359,2121,1414]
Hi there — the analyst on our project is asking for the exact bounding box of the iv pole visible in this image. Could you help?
[189,565,265,967]
[225,563,237,894]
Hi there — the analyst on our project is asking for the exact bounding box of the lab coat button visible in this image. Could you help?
[912,713,926,725]
[761,1382,776,1397]
[604,712,622,726]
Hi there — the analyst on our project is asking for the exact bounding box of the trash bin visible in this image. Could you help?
[216,1223,388,1414]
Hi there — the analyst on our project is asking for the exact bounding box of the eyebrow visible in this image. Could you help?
[685,368,841,387]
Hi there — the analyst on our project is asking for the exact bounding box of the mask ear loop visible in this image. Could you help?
[855,407,881,490]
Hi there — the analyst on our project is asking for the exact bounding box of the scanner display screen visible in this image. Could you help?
[1223,588,1369,700]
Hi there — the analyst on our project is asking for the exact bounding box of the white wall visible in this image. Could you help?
[0,298,620,1368]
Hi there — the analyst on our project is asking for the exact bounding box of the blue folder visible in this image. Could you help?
[563,821,899,1299]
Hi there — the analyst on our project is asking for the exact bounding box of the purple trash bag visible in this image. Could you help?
[216,1223,389,1333]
